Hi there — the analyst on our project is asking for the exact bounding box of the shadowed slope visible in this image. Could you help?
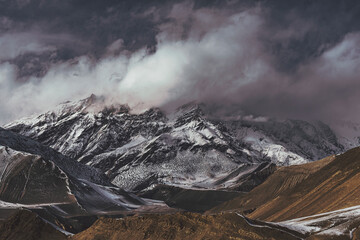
[0,210,67,240]
[139,185,245,212]
[0,147,76,204]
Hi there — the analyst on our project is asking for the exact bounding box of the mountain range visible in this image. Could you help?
[1,94,360,239]
[6,95,360,193]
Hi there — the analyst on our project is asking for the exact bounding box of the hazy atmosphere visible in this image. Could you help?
[1,0,360,124]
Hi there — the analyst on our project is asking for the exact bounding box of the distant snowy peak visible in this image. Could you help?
[328,120,360,150]
[7,94,130,127]
[225,118,348,165]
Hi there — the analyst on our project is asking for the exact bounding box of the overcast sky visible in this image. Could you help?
[0,0,360,124]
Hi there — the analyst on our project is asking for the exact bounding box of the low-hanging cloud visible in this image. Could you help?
[118,6,273,109]
[0,32,55,60]
[1,1,360,125]
[0,4,272,123]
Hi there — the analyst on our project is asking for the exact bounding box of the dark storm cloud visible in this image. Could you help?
[0,0,259,62]
[0,0,163,59]
[261,0,360,72]
[0,0,178,80]
[1,0,359,66]
[1,0,360,124]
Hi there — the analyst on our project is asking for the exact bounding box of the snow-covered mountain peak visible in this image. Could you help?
[5,96,360,192]
[5,98,268,191]
[53,94,133,118]
[175,101,204,114]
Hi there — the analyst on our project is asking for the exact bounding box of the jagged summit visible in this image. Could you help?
[175,101,205,114]
[5,97,271,191]
[5,95,360,192]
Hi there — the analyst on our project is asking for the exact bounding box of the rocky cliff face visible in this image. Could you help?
[0,126,155,233]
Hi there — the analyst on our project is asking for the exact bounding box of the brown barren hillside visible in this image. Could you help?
[72,212,301,240]
[209,155,335,216]
[352,226,360,239]
[0,210,67,240]
[211,147,360,222]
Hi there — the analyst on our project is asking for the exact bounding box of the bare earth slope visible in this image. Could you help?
[209,155,335,215]
[211,147,360,222]
[72,212,301,240]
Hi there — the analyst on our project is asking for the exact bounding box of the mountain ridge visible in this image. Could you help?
[5,95,359,193]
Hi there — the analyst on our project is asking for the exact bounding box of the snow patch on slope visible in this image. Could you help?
[277,205,360,237]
